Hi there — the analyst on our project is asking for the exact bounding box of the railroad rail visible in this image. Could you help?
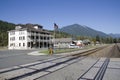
[0,45,108,80]
[77,58,110,80]
[71,46,108,57]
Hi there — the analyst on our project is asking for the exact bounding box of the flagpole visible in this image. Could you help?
[53,23,59,53]
[54,25,55,47]
[53,23,56,54]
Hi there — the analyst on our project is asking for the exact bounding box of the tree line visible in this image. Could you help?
[75,35,120,44]
[0,20,120,47]
[53,30,120,44]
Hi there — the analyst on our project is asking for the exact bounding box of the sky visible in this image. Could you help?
[0,0,120,34]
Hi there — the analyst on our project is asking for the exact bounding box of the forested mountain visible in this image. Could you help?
[60,24,108,37]
[109,33,120,38]
[49,30,72,38]
[0,20,15,46]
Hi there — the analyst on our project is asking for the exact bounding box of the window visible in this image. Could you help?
[36,36,39,39]
[27,42,30,47]
[19,36,25,40]
[10,37,15,41]
[19,37,21,40]
[47,37,49,40]
[23,43,25,46]
[44,37,46,40]
[19,31,24,35]
[31,36,34,39]
[23,36,25,40]
[40,36,43,40]
[10,32,15,35]
[19,43,21,46]
[10,43,14,46]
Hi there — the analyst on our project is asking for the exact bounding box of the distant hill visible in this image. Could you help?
[109,33,120,38]
[0,20,15,46]
[60,24,109,37]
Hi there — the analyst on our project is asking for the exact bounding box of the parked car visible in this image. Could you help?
[69,44,79,48]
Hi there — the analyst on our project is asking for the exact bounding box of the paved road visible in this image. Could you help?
[0,49,60,69]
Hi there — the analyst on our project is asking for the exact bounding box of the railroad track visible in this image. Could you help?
[71,46,108,57]
[0,45,108,80]
[77,58,110,80]
[116,43,120,52]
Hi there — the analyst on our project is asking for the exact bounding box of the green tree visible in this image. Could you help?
[0,20,15,46]
[96,35,100,42]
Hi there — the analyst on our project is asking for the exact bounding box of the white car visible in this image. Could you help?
[69,44,79,48]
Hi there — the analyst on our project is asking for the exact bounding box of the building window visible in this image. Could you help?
[19,43,21,46]
[10,43,14,46]
[23,36,25,40]
[40,36,43,40]
[19,36,25,40]
[23,43,25,46]
[44,37,46,40]
[19,37,21,40]
[31,36,34,39]
[10,32,15,35]
[19,31,24,35]
[47,37,49,40]
[10,37,15,41]
[27,42,30,47]
[36,36,39,39]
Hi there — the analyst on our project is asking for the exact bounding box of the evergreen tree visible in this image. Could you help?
[0,20,15,46]
[96,35,100,42]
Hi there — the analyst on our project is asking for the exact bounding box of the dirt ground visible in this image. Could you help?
[89,43,120,58]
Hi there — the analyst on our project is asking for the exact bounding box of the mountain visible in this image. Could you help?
[60,24,109,37]
[0,20,15,46]
[109,33,120,38]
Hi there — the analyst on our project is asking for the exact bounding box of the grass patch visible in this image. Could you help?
[39,50,49,54]
[39,48,81,54]
[39,45,103,54]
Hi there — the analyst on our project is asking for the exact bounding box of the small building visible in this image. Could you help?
[73,40,83,46]
[53,38,72,48]
[8,24,53,49]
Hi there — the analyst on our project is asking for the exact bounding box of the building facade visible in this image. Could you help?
[54,38,72,48]
[8,24,53,49]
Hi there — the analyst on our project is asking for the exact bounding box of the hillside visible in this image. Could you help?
[49,30,72,38]
[60,24,109,37]
[109,33,120,38]
[0,20,15,46]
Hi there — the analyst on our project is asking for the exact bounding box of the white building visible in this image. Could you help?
[8,24,53,49]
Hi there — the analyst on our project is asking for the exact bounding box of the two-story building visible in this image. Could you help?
[8,24,53,49]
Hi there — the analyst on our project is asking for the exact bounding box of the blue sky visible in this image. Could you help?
[0,0,120,34]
